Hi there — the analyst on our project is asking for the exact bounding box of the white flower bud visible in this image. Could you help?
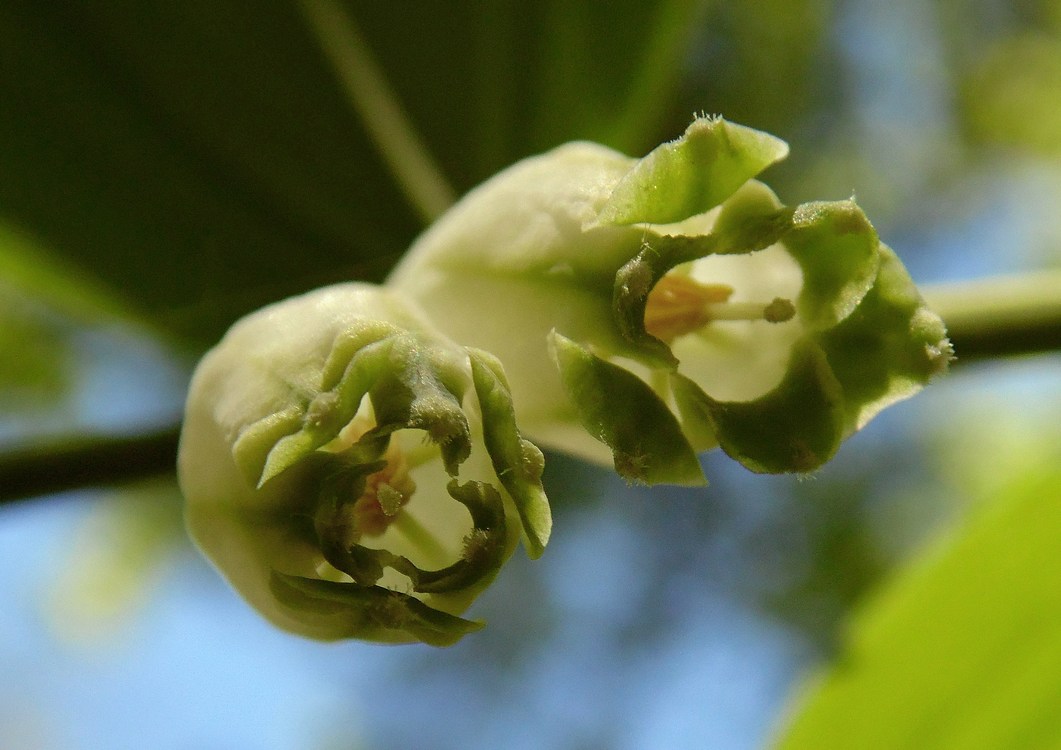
[178,283,550,645]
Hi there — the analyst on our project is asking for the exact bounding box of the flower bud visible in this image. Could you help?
[388,117,952,484]
[177,283,550,645]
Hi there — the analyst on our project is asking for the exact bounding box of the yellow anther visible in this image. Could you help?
[644,274,734,342]
[644,273,796,342]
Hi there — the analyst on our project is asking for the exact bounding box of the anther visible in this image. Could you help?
[352,442,417,537]
[644,274,796,342]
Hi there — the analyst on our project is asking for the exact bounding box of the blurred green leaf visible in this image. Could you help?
[0,292,69,410]
[946,0,1061,158]
[0,222,119,410]
[0,0,708,345]
[0,1,414,343]
[0,222,134,321]
[46,478,188,645]
[680,0,841,136]
[774,415,1061,750]
[964,30,1061,157]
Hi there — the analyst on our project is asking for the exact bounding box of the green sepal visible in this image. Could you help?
[612,233,714,368]
[252,333,398,486]
[270,572,483,647]
[315,478,510,596]
[699,339,847,474]
[549,331,705,486]
[818,244,952,431]
[468,348,552,557]
[318,320,406,390]
[245,330,472,488]
[709,178,787,239]
[231,405,306,486]
[668,372,722,454]
[785,201,882,331]
[364,334,472,475]
[598,117,789,226]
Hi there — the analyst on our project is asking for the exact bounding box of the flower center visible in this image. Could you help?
[351,439,417,537]
[644,273,796,342]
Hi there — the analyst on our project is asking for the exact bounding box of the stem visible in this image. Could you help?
[296,0,455,223]
[921,269,1061,362]
[0,426,180,506]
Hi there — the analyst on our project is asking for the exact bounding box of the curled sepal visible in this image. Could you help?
[244,326,472,487]
[468,349,551,557]
[785,201,881,331]
[270,573,483,648]
[407,480,509,593]
[549,331,705,486]
[678,341,847,474]
[598,116,789,226]
[178,282,551,644]
[314,477,510,598]
[818,244,953,431]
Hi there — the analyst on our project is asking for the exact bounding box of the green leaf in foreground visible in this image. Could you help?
[774,424,1061,750]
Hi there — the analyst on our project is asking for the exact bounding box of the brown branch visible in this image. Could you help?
[0,425,181,505]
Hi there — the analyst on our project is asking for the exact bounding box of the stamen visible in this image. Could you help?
[701,297,796,323]
[644,275,733,341]
[351,441,417,537]
[644,274,796,342]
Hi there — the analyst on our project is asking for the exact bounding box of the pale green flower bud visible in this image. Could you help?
[388,117,952,485]
[177,283,550,645]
